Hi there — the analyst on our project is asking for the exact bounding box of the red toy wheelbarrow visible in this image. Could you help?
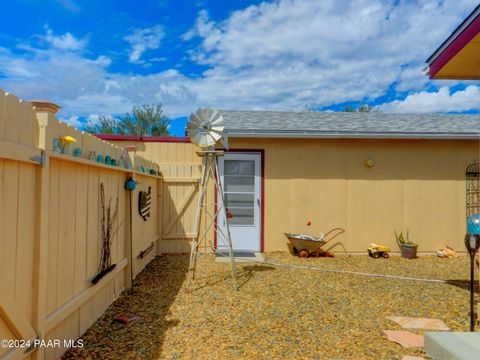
[285,228,345,257]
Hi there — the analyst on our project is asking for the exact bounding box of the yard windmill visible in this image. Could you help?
[186,108,238,290]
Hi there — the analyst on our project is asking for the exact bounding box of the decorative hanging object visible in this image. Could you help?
[138,186,152,221]
[465,160,479,218]
[125,177,136,191]
[91,183,118,285]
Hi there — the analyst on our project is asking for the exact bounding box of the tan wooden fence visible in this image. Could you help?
[0,90,160,359]
[110,140,214,254]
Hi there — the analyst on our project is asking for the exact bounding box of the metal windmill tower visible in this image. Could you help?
[186,108,238,290]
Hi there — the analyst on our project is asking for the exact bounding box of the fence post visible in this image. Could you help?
[157,177,163,255]
[124,149,137,290]
[31,100,60,359]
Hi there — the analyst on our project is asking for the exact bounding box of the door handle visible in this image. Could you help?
[257,198,260,206]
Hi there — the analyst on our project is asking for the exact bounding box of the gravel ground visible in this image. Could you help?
[63,253,478,360]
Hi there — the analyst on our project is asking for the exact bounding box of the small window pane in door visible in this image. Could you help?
[225,193,254,208]
[228,207,254,225]
[225,160,255,176]
[224,175,254,193]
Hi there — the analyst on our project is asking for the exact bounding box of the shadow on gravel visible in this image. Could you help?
[446,279,479,294]
[237,264,275,289]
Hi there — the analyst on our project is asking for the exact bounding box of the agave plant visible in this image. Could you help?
[395,230,418,248]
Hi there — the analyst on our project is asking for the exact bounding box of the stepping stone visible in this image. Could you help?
[387,316,450,331]
[401,356,425,360]
[383,330,424,348]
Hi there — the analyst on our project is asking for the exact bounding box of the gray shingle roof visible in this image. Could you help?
[219,110,480,139]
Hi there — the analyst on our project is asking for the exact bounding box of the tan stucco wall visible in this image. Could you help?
[229,138,479,253]
[110,137,479,254]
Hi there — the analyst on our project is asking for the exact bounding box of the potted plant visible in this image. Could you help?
[395,230,418,259]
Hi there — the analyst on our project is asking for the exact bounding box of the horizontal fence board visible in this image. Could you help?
[0,140,42,165]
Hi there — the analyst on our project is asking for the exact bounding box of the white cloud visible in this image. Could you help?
[182,0,478,109]
[379,86,480,113]
[395,65,430,92]
[124,25,164,64]
[0,46,111,102]
[58,115,84,128]
[1,1,479,130]
[42,26,87,51]
[0,38,197,119]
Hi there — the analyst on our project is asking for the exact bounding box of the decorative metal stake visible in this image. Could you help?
[464,233,479,331]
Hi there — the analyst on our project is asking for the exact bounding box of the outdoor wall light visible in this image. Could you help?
[465,214,480,331]
[365,157,375,167]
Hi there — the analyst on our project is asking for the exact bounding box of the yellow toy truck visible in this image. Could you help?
[367,243,390,258]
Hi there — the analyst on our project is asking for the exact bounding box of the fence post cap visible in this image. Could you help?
[29,100,61,114]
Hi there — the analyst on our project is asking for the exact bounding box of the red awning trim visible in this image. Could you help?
[95,134,190,143]
[428,13,480,79]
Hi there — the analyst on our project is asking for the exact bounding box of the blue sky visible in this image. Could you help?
[0,0,478,136]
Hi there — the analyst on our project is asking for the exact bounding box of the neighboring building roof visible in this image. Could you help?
[426,4,480,79]
[219,110,480,139]
[95,134,190,142]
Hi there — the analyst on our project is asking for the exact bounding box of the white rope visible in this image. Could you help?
[261,260,449,283]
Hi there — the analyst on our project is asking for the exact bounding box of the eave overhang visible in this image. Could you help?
[426,5,480,80]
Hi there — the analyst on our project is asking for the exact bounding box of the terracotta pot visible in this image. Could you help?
[400,245,418,259]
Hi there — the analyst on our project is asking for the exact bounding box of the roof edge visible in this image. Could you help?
[426,4,480,64]
[225,130,480,140]
[426,5,480,79]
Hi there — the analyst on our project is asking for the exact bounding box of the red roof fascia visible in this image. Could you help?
[95,134,190,143]
[429,14,480,79]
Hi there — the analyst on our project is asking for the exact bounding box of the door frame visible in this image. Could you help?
[214,149,265,252]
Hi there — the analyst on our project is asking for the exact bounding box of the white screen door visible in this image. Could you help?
[217,152,261,251]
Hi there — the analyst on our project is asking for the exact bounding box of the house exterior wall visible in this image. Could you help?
[112,137,478,254]
[228,137,479,253]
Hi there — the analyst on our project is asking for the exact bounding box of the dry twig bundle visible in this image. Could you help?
[92,183,119,285]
